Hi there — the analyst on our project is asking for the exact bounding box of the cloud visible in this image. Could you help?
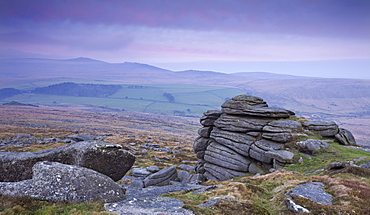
[1,0,370,39]
[1,0,369,66]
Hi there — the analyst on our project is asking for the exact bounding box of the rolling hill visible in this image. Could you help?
[0,57,369,145]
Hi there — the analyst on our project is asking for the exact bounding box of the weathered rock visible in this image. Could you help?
[222,95,268,108]
[193,95,357,181]
[0,141,135,182]
[182,173,207,184]
[254,139,285,151]
[326,161,347,170]
[266,150,295,164]
[146,165,160,173]
[143,166,178,187]
[204,162,246,181]
[222,106,295,118]
[177,171,191,182]
[263,120,302,132]
[285,198,310,213]
[214,114,272,132]
[210,128,254,157]
[248,162,269,174]
[262,132,292,143]
[178,164,195,172]
[105,196,194,215]
[296,139,330,153]
[0,161,125,203]
[204,141,252,172]
[221,95,294,118]
[303,119,339,137]
[200,110,223,126]
[131,167,152,179]
[250,144,273,164]
[286,182,333,205]
[198,126,213,138]
[335,128,356,145]
[193,137,211,159]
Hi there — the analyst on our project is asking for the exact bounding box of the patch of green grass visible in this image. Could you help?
[285,141,370,174]
[0,195,110,215]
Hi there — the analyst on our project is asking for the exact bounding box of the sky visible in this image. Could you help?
[1,0,370,78]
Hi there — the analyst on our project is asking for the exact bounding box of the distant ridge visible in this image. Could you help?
[63,57,107,63]
[232,71,309,79]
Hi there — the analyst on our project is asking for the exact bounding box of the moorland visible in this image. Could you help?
[1,57,370,146]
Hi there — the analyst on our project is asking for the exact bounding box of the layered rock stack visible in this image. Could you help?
[193,95,355,181]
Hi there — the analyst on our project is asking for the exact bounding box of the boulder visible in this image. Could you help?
[182,173,207,184]
[177,171,191,182]
[0,141,135,182]
[131,167,152,179]
[326,161,347,170]
[105,196,194,215]
[193,137,212,159]
[198,126,214,138]
[221,95,268,108]
[204,141,252,172]
[221,95,294,118]
[335,128,356,145]
[296,139,330,153]
[265,150,295,164]
[303,120,339,137]
[214,114,272,132]
[210,128,254,157]
[143,166,178,187]
[286,182,333,205]
[262,132,292,143]
[204,162,246,181]
[263,120,302,133]
[0,161,125,203]
[200,110,223,126]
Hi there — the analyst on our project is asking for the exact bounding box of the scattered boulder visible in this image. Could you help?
[286,182,333,205]
[105,196,194,215]
[303,119,339,137]
[296,139,330,153]
[326,161,348,170]
[130,167,152,179]
[143,166,178,187]
[182,173,207,184]
[335,128,356,145]
[0,141,135,182]
[0,161,125,203]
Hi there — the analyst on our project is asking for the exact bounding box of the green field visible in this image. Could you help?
[1,79,246,116]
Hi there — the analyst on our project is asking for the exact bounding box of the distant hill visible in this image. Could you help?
[231,71,308,79]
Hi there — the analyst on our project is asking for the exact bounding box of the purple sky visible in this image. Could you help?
[1,0,370,78]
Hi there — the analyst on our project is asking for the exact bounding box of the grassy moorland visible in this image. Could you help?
[1,79,245,117]
[1,105,370,214]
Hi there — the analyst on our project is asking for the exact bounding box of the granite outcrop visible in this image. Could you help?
[193,95,356,181]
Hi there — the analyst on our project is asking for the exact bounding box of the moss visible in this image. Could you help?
[213,200,270,215]
[0,195,109,215]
